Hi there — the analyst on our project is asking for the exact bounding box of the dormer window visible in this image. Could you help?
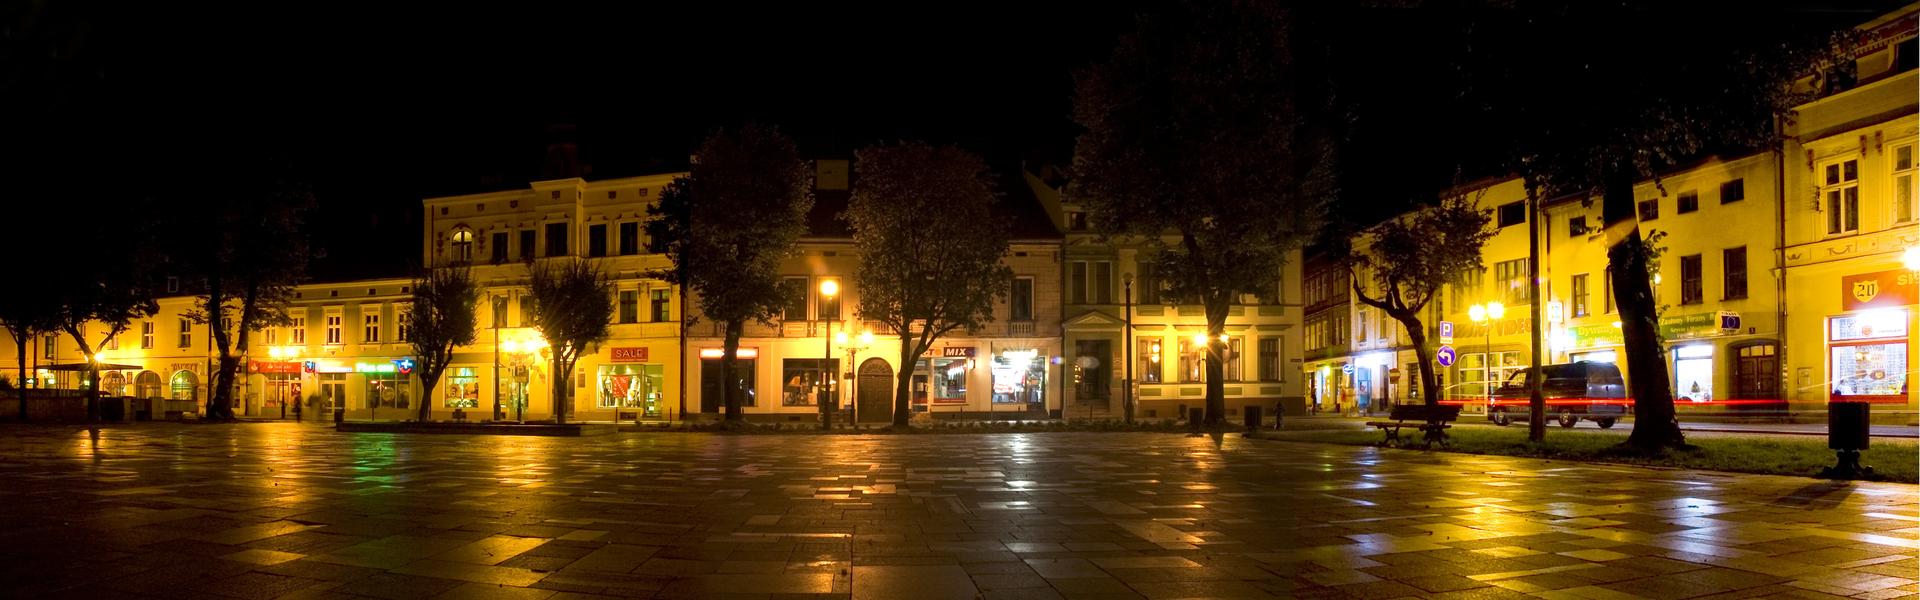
[1067,211,1088,231]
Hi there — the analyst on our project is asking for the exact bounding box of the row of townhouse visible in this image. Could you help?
[1305,4,1918,417]
[8,160,1307,422]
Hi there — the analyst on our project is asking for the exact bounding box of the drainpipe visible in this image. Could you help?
[1772,113,1791,406]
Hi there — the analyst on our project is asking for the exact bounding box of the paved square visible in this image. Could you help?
[0,423,1913,599]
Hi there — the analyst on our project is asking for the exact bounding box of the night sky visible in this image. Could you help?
[6,1,1900,282]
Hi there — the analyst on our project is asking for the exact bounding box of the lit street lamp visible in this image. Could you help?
[1468,301,1506,415]
[819,279,839,430]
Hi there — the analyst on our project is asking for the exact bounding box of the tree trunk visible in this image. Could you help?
[1404,322,1439,408]
[1602,164,1685,450]
[417,361,443,422]
[1528,192,1547,442]
[16,335,27,421]
[85,362,101,422]
[892,333,916,428]
[552,356,569,425]
[722,319,744,422]
[211,354,240,421]
[1203,295,1230,427]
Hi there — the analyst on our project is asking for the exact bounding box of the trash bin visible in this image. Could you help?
[1829,402,1871,451]
[1243,405,1262,431]
[1188,407,1205,433]
[334,408,345,425]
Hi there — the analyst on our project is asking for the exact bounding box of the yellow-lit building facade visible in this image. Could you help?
[418,174,685,422]
[1031,169,1308,421]
[1781,5,1918,412]
[678,161,1067,423]
[1334,4,1917,417]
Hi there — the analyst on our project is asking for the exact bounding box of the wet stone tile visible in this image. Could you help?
[0,423,1911,600]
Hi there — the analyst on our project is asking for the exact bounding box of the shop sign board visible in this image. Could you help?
[1659,312,1725,340]
[1568,323,1624,348]
[941,347,977,358]
[611,347,649,362]
[250,361,302,374]
[1841,269,1918,311]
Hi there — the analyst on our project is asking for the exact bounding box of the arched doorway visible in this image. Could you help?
[100,372,127,396]
[857,358,892,423]
[135,371,162,398]
[169,370,198,402]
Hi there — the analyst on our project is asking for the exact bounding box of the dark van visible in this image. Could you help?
[1488,361,1628,428]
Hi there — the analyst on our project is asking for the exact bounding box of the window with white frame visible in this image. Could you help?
[291,317,306,345]
[1494,258,1531,305]
[450,227,474,263]
[325,311,343,345]
[363,312,380,343]
[264,327,277,346]
[42,334,56,359]
[141,321,154,349]
[1068,261,1113,304]
[396,307,411,342]
[1220,337,1243,381]
[1894,142,1915,224]
[1822,157,1860,235]
[177,318,192,348]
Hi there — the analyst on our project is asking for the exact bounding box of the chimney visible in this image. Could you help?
[542,123,585,179]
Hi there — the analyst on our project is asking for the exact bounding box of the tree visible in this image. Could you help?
[649,125,813,423]
[408,266,480,422]
[175,169,314,421]
[1458,1,1845,449]
[0,288,59,422]
[1071,0,1334,426]
[50,237,160,421]
[1346,195,1494,425]
[846,142,1012,428]
[526,259,614,425]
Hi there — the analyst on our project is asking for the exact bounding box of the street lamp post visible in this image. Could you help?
[819,279,839,430]
[1123,273,1134,424]
[1468,301,1506,415]
[836,329,872,424]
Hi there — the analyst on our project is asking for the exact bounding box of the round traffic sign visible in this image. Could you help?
[1436,345,1457,367]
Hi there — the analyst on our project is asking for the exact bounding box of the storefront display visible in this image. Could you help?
[1829,309,1910,402]
[780,359,836,407]
[1672,344,1714,402]
[445,367,480,408]
[598,364,663,418]
[991,349,1046,406]
[930,357,967,404]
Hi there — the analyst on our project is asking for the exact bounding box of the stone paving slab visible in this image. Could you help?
[0,423,1913,599]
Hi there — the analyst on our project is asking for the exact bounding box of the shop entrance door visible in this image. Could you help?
[1734,343,1778,404]
[320,374,347,412]
[857,358,892,423]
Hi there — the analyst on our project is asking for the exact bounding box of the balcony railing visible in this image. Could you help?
[1007,320,1036,337]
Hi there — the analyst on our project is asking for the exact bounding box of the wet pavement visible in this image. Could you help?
[0,423,1914,599]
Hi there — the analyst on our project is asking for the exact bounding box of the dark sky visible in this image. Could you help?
[7,1,1900,281]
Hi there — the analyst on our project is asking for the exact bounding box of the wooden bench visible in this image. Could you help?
[1366,404,1461,448]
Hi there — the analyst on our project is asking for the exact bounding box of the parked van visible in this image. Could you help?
[1488,361,1628,428]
